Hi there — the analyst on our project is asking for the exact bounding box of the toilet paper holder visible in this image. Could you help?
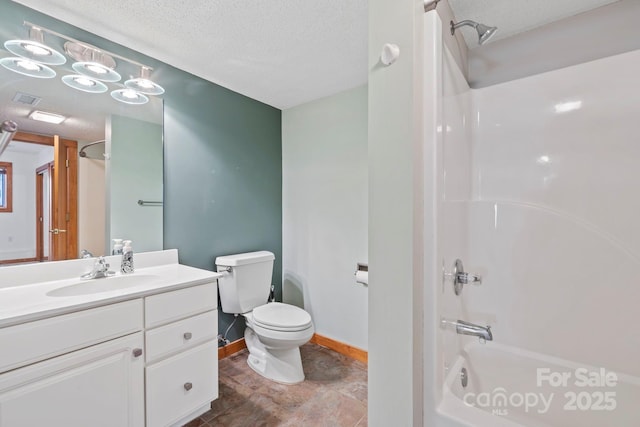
[354,263,368,274]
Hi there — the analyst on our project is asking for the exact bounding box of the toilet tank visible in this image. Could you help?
[215,251,275,314]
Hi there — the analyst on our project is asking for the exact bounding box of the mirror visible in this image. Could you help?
[0,10,163,265]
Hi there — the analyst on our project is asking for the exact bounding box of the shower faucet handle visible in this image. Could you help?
[450,259,482,295]
[457,271,482,285]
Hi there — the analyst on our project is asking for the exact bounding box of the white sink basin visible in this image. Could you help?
[47,275,160,297]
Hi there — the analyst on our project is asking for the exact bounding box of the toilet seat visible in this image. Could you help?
[251,302,312,332]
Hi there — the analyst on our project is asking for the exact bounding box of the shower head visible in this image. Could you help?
[450,20,498,45]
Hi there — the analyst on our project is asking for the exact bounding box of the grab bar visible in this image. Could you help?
[137,200,163,206]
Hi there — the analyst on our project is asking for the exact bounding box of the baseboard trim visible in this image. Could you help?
[217,334,368,364]
[218,338,247,360]
[310,333,368,364]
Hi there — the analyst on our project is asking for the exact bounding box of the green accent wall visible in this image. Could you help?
[109,115,163,254]
[1,1,283,344]
[162,74,282,342]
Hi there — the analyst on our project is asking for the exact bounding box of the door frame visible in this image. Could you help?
[7,132,78,263]
[35,161,54,262]
[51,135,78,261]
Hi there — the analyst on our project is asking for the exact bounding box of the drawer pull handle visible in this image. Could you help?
[132,348,143,357]
[183,332,192,340]
[184,382,193,391]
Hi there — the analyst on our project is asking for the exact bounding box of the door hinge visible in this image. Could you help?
[66,213,70,221]
[65,159,69,168]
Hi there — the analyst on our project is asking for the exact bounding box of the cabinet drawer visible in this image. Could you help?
[145,283,217,328]
[146,340,218,427]
[145,310,217,363]
[0,300,142,374]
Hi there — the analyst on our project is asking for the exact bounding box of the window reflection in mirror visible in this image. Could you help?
[0,162,12,212]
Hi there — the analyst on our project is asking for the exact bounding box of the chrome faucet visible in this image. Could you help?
[442,319,493,342]
[447,259,482,295]
[80,249,93,259]
[81,256,115,279]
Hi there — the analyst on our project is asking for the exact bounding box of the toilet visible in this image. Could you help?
[215,251,314,384]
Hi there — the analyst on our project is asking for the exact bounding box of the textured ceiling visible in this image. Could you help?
[13,0,368,110]
[449,0,621,48]
[12,0,623,110]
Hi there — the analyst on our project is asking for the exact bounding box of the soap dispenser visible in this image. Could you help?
[112,239,123,255]
[121,240,134,274]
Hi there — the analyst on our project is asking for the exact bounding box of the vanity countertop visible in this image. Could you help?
[0,250,222,328]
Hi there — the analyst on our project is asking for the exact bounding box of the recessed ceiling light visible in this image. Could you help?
[29,110,66,124]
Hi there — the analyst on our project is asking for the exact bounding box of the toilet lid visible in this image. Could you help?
[252,302,312,331]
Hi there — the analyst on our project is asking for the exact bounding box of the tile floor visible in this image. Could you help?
[183,343,368,427]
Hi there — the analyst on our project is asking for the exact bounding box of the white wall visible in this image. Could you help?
[282,85,368,350]
[368,0,429,424]
[0,151,36,260]
[78,142,105,257]
[0,144,53,261]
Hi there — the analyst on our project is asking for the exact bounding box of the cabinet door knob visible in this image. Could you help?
[183,332,192,340]
[184,382,193,391]
[132,348,143,357]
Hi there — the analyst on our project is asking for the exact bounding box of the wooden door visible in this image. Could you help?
[51,136,78,260]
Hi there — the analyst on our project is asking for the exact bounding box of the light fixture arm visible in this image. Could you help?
[23,21,154,72]
[28,26,45,44]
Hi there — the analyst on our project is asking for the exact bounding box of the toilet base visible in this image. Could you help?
[244,327,305,384]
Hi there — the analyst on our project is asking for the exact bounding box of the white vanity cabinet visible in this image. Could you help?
[144,283,219,427]
[0,301,145,427]
[0,277,219,427]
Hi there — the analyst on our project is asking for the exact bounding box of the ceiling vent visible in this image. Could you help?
[12,92,42,106]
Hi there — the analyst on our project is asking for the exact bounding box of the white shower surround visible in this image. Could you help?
[429,12,640,426]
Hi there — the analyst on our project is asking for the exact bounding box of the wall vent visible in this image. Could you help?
[12,92,41,106]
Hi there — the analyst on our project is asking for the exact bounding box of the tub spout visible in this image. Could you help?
[442,319,493,341]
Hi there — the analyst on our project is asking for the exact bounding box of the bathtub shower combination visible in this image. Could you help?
[424,12,640,427]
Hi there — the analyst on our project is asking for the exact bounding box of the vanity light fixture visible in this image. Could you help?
[3,21,165,104]
[125,66,165,95]
[65,41,121,82]
[111,89,149,105]
[29,110,66,124]
[62,74,108,93]
[0,57,56,78]
[4,26,66,65]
